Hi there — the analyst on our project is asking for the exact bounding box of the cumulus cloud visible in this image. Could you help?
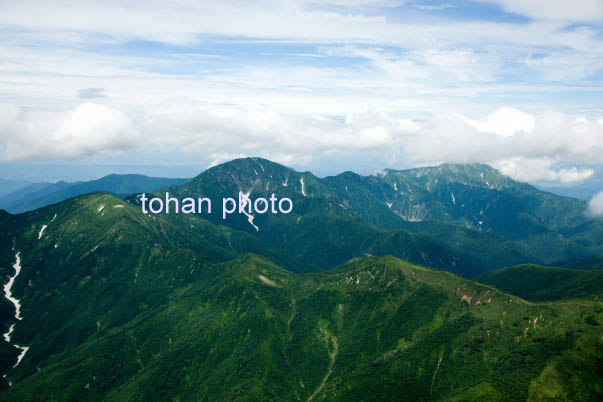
[588,191,603,217]
[0,102,138,160]
[454,107,535,137]
[493,158,594,183]
[1,100,600,185]
[399,110,602,183]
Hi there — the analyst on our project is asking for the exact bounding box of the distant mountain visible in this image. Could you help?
[0,179,33,198]
[0,174,191,214]
[0,195,601,400]
[158,158,603,274]
[477,264,603,301]
[0,182,57,208]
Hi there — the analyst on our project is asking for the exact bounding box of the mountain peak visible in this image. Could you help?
[381,162,517,192]
[205,157,291,175]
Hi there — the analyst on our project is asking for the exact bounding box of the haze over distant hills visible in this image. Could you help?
[0,174,190,214]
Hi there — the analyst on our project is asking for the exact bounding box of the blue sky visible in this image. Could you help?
[0,0,602,187]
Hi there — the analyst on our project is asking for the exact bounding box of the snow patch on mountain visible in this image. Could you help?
[37,214,58,240]
[2,252,30,376]
[239,191,259,231]
[3,324,15,343]
[13,345,29,368]
[3,253,24,321]
[255,158,265,172]
[37,225,47,240]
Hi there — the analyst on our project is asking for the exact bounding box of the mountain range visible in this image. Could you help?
[0,174,190,214]
[0,157,601,401]
[158,158,603,275]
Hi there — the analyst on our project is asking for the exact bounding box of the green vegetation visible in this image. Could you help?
[553,256,603,270]
[163,158,603,274]
[0,193,601,400]
[1,158,602,400]
[476,264,603,302]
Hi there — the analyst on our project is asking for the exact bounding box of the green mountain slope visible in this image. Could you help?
[161,158,602,274]
[1,230,602,401]
[0,210,18,380]
[0,196,601,400]
[161,159,482,276]
[0,160,601,401]
[381,164,603,263]
[476,264,603,302]
[0,174,190,214]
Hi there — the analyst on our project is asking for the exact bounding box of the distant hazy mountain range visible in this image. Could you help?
[0,174,190,214]
[0,158,601,401]
[0,179,33,198]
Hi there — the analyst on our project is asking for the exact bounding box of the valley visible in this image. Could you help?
[0,158,601,401]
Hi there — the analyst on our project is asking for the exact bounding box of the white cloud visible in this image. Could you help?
[0,1,601,52]
[454,107,535,137]
[0,102,138,160]
[588,191,603,217]
[0,1,601,184]
[493,158,594,183]
[397,109,603,183]
[0,2,601,119]
[208,153,248,169]
[524,49,603,81]
[1,101,601,184]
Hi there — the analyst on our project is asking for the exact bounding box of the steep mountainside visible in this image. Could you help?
[0,193,309,387]
[0,210,17,379]
[160,159,482,276]
[162,158,603,273]
[0,197,601,400]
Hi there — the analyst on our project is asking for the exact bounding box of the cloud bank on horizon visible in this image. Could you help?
[0,0,602,186]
